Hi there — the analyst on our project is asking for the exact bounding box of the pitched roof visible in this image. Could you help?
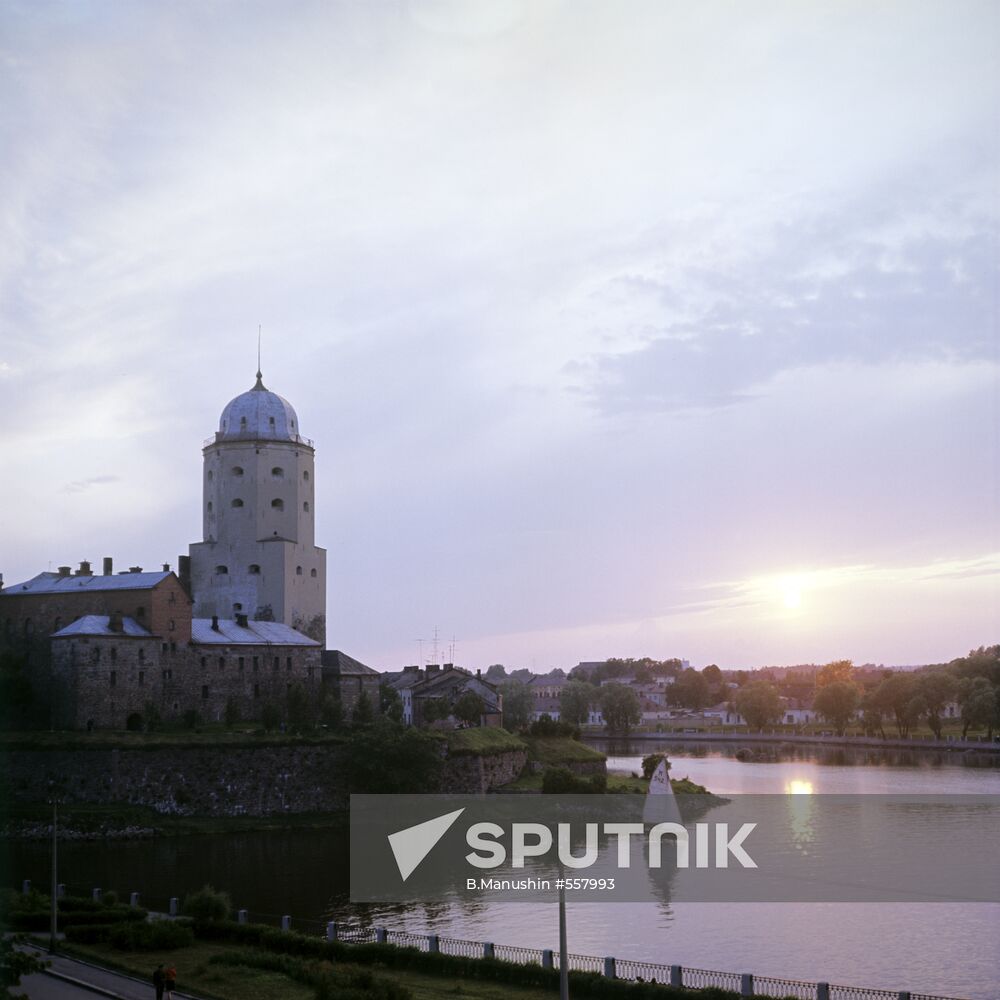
[2,571,172,595]
[321,649,379,675]
[190,618,319,646]
[52,615,152,638]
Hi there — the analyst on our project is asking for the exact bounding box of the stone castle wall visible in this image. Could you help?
[2,740,531,815]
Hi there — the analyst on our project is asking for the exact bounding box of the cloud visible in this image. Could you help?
[566,198,997,414]
[60,475,121,495]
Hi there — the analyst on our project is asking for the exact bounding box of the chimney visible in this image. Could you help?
[476,669,481,678]
[404,665,420,674]
[426,664,440,675]
[162,563,170,572]
[177,555,191,596]
[211,615,220,631]
[129,566,143,574]
[235,613,249,628]
[75,560,93,576]
[58,566,72,577]
[102,557,113,576]
[108,611,123,633]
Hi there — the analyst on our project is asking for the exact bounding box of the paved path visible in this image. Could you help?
[17,949,204,1000]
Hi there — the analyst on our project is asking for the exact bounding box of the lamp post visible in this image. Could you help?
[49,797,58,954]
[558,869,569,1000]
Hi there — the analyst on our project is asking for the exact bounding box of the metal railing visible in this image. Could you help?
[22,879,968,1000]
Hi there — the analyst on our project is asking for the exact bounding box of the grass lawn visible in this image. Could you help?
[523,737,605,766]
[65,940,565,1000]
[446,727,527,755]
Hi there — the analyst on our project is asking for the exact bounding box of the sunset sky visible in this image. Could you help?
[1,1,997,670]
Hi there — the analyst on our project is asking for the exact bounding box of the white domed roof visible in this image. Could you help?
[218,373,302,442]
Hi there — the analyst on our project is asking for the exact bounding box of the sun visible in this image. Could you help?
[783,587,802,609]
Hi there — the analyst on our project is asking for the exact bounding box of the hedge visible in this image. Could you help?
[191,921,739,999]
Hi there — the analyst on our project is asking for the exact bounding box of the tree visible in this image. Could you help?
[453,690,486,726]
[733,680,783,731]
[816,660,854,688]
[345,718,443,793]
[351,690,375,725]
[670,669,711,711]
[600,683,642,735]
[319,688,343,729]
[379,683,403,722]
[499,681,534,730]
[484,664,508,682]
[812,681,860,735]
[560,681,597,727]
[287,683,314,731]
[224,697,241,728]
[957,677,998,738]
[260,700,282,732]
[182,884,231,922]
[421,697,450,724]
[915,671,957,739]
[0,653,33,731]
[641,753,670,780]
[1,934,48,997]
[873,673,920,738]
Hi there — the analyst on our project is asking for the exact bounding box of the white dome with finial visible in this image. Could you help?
[218,372,302,442]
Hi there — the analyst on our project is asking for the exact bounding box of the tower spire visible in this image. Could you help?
[254,324,265,390]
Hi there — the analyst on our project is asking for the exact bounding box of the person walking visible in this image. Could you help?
[164,964,177,1000]
[152,964,165,1000]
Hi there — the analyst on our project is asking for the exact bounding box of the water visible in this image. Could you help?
[7,743,999,998]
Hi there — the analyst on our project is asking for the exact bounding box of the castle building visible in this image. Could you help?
[189,370,327,643]
[0,370,339,730]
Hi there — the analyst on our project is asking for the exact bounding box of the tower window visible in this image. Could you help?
[109,671,117,688]
[207,502,213,513]
[200,656,207,668]
[138,671,145,686]
[110,647,117,663]
[248,564,260,575]
[296,566,303,576]
[303,501,309,512]
[233,602,242,611]
[303,470,309,481]
[232,498,244,508]
[269,416,275,427]
[240,417,247,431]
[310,568,317,578]
[218,656,225,670]
[216,565,228,575]
[207,470,214,481]
[138,648,145,664]
[271,499,284,511]
[232,466,244,476]
[202,685,209,700]
[271,467,284,478]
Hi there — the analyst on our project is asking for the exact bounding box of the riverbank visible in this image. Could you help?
[583,729,1000,754]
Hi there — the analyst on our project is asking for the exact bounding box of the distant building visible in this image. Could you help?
[387,664,502,728]
[321,649,379,716]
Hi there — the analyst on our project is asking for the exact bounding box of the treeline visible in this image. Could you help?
[733,647,1000,737]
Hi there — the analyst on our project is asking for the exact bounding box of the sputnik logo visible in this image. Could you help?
[388,808,466,881]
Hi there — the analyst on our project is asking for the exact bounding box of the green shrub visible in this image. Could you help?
[182,885,230,922]
[642,753,670,779]
[541,766,606,794]
[108,919,195,951]
[63,923,113,945]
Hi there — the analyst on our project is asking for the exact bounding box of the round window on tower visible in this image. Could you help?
[232,498,244,508]
[272,467,284,478]
[232,466,244,476]
[271,498,284,511]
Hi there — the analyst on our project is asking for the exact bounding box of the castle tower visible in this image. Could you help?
[188,371,327,643]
